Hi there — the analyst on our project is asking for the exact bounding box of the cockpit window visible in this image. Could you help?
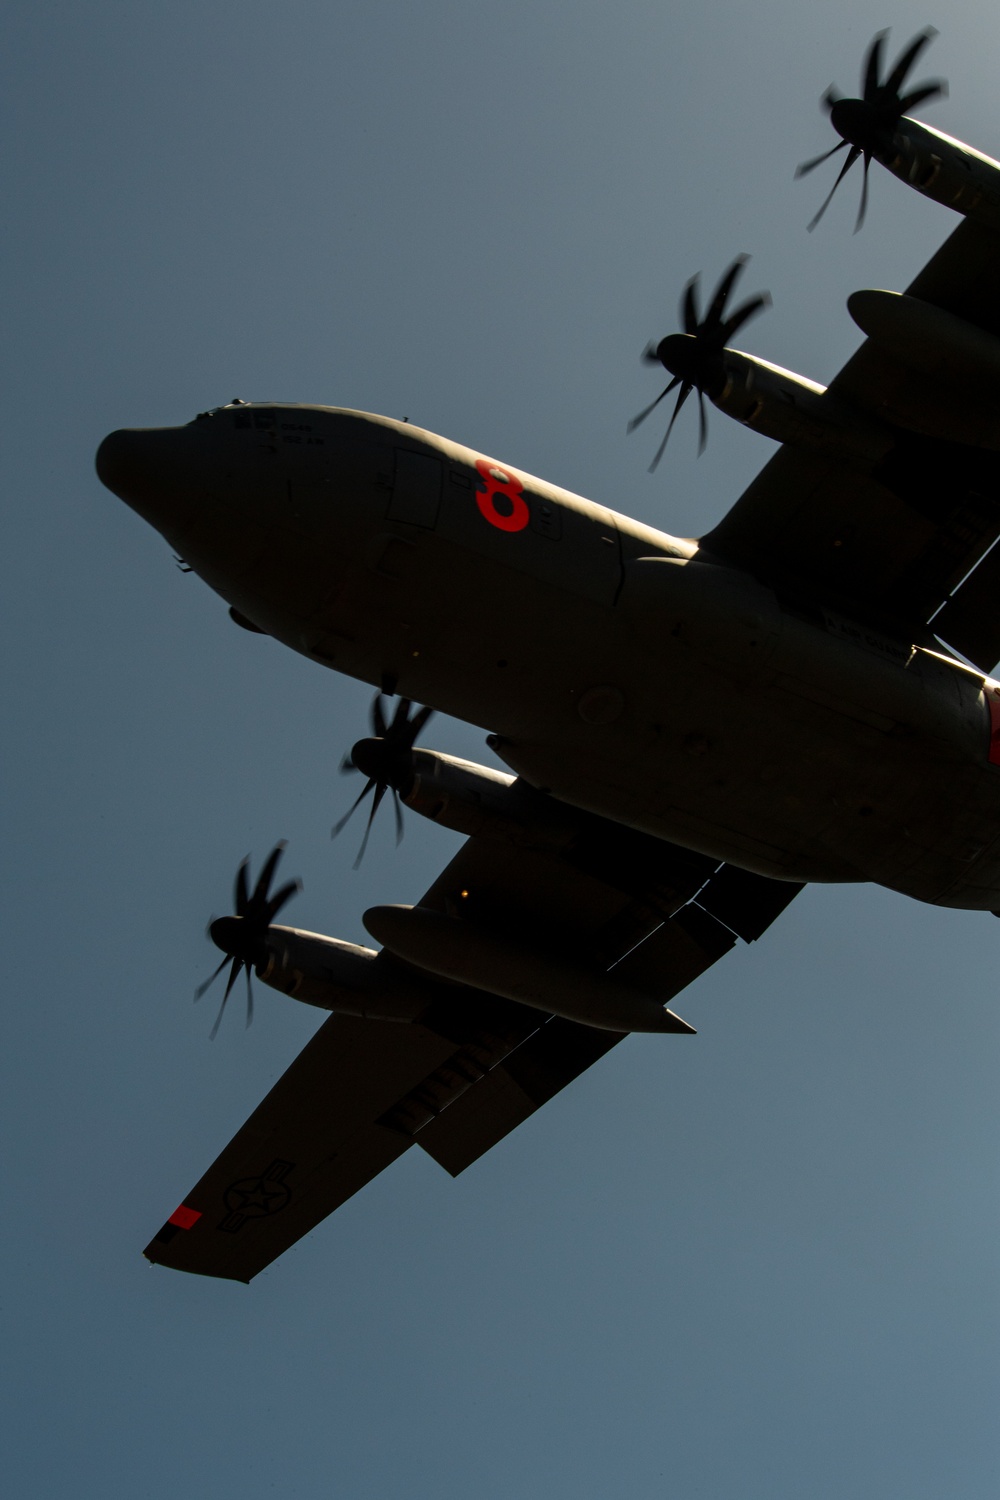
[190,399,253,425]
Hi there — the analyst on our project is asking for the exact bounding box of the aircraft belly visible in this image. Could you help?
[254,513,629,739]
[472,606,1000,907]
[497,696,1000,905]
[211,509,1000,908]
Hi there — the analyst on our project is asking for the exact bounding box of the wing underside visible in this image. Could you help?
[702,217,1000,669]
[145,830,801,1281]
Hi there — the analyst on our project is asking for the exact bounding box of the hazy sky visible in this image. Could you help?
[4,3,1000,1496]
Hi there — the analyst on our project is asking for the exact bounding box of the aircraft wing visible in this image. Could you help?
[144,831,801,1282]
[702,217,1000,670]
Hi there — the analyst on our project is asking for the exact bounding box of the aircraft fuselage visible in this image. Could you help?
[96,402,1000,910]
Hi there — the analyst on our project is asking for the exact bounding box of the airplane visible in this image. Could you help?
[96,30,1000,1283]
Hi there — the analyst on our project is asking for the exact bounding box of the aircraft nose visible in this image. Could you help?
[95,424,201,542]
[95,428,144,499]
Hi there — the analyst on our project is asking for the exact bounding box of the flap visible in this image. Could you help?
[415,1016,623,1176]
[930,537,1000,672]
[693,863,804,943]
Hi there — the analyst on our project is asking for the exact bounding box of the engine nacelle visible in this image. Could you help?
[402,747,626,855]
[400,748,716,918]
[720,283,1000,456]
[256,925,432,1021]
[401,750,519,838]
[882,118,1000,231]
[713,349,892,463]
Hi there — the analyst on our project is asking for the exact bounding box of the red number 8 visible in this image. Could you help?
[475,458,530,533]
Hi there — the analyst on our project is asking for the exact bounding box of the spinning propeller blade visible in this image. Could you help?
[629,256,770,468]
[796,27,947,231]
[194,843,301,1038]
[333,694,434,867]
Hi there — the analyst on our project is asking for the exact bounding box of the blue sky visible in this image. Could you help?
[4,3,999,1495]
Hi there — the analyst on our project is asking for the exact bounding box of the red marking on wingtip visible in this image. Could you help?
[168,1204,202,1231]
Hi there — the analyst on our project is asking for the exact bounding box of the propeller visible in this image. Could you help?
[333,694,435,867]
[796,27,947,232]
[628,256,770,469]
[194,843,301,1039]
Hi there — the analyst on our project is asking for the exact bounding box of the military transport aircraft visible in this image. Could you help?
[97,30,1000,1282]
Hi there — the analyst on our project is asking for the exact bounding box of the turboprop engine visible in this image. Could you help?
[873,118,1000,231]
[635,251,1000,472]
[657,286,1000,461]
[704,350,889,462]
[191,845,439,1029]
[630,255,894,467]
[796,28,1000,234]
[333,696,712,912]
[193,787,713,1038]
[395,747,714,915]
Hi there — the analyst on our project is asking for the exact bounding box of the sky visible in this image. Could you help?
[4,2,1000,1495]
